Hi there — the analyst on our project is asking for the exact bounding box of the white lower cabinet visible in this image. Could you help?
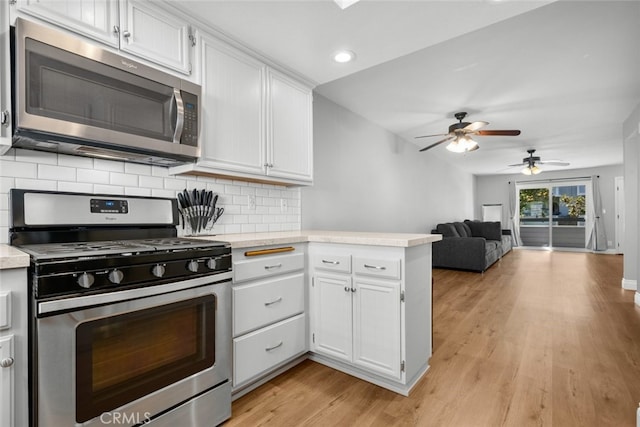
[231,245,307,393]
[0,335,14,427]
[233,314,305,386]
[309,243,432,395]
[312,274,352,362]
[352,277,401,379]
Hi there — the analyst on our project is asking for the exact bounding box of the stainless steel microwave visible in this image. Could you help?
[11,18,201,166]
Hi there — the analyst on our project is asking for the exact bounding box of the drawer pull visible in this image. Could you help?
[322,259,340,265]
[364,264,386,271]
[245,247,295,257]
[264,297,283,306]
[264,263,283,270]
[265,341,283,352]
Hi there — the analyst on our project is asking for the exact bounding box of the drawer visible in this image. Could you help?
[233,313,306,386]
[311,253,351,274]
[353,257,401,280]
[234,252,304,283]
[233,273,304,336]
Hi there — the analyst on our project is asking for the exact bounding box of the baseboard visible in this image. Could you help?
[622,278,637,291]
[635,292,640,307]
[308,353,428,397]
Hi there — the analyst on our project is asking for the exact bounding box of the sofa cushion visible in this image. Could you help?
[464,220,502,241]
[453,222,471,238]
[436,223,460,238]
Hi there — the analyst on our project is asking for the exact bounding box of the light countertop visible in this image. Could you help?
[0,245,30,270]
[195,230,442,249]
[0,231,442,266]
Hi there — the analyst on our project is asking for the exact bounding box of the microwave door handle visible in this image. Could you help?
[171,88,185,144]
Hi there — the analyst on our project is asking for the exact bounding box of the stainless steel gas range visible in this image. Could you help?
[9,189,232,427]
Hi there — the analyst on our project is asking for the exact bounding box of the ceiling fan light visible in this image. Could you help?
[462,136,479,151]
[522,164,542,175]
[446,139,467,153]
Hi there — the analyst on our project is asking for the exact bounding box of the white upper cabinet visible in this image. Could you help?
[267,70,313,183]
[15,0,193,75]
[118,0,191,75]
[15,0,119,47]
[1,0,12,154]
[170,29,314,186]
[198,33,266,176]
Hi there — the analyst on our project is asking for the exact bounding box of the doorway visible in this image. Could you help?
[517,179,593,249]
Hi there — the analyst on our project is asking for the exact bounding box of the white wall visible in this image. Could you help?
[301,94,474,233]
[475,165,623,250]
[623,102,640,295]
[0,149,301,243]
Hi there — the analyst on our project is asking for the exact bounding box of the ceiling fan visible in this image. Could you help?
[416,112,521,153]
[510,149,570,175]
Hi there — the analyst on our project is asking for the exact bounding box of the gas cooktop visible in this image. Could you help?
[17,237,226,260]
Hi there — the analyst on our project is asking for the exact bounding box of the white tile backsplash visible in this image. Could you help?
[0,151,301,243]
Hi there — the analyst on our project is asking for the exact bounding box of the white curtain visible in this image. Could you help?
[587,175,607,251]
[509,181,522,246]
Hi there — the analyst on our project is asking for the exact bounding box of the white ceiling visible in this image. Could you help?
[175,0,640,176]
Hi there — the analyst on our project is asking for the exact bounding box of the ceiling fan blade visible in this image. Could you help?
[476,130,521,136]
[507,163,525,167]
[538,161,570,166]
[419,136,454,152]
[415,133,449,139]
[463,121,488,132]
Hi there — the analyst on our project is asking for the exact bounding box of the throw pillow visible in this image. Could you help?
[436,223,460,238]
[464,220,501,241]
[453,222,470,237]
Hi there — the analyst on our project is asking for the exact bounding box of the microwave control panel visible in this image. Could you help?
[181,91,199,147]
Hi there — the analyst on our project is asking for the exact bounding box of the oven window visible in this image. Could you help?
[75,295,215,423]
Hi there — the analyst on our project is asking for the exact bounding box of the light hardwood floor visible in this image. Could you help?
[225,249,640,426]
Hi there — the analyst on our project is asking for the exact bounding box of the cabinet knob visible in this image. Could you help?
[344,286,350,292]
[0,357,14,368]
[351,287,356,293]
[122,30,131,39]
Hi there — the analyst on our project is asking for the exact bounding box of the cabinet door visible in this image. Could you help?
[266,70,313,182]
[16,0,119,47]
[198,33,266,176]
[0,335,14,427]
[1,0,11,154]
[352,278,402,380]
[119,0,191,74]
[311,274,352,362]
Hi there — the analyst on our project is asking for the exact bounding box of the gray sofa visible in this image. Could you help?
[431,220,512,272]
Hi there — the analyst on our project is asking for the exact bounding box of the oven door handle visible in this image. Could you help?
[37,271,232,316]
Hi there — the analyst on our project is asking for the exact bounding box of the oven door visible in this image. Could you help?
[34,274,231,427]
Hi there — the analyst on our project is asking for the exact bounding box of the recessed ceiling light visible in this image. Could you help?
[334,50,356,63]
[334,0,360,10]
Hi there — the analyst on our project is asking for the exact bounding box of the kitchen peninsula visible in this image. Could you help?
[201,230,442,397]
[0,229,441,422]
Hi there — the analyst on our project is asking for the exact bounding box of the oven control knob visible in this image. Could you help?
[187,260,200,273]
[152,264,166,278]
[206,258,218,270]
[77,272,95,289]
[108,269,124,284]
